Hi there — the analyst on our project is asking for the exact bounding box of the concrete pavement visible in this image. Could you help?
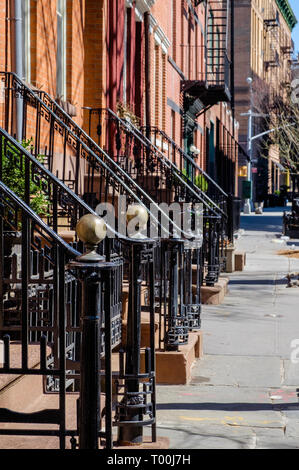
[154,207,299,449]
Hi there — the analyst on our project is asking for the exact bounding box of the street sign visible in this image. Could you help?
[242,180,252,199]
[238,166,248,177]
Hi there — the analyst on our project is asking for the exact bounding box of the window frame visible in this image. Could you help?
[21,0,31,83]
[56,0,67,100]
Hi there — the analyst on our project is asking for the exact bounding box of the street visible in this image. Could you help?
[155,207,299,449]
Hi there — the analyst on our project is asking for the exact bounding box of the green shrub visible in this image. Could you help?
[1,138,50,217]
[195,174,208,192]
[180,167,208,192]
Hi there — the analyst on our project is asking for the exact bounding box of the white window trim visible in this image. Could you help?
[56,0,67,100]
[22,0,31,83]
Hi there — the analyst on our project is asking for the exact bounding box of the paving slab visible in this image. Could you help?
[155,208,299,449]
[155,424,255,449]
[191,354,282,388]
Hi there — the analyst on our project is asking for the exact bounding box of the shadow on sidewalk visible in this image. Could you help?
[156,402,299,412]
[229,279,287,286]
[240,214,283,233]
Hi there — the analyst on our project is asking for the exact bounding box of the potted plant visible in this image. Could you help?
[116,101,140,128]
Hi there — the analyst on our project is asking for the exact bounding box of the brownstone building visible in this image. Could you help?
[234,0,297,203]
[0,0,244,449]
[0,0,239,196]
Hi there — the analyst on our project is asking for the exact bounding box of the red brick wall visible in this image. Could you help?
[31,0,57,97]
[0,0,239,194]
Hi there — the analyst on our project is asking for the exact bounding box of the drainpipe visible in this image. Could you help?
[230,0,235,136]
[144,11,151,139]
[12,0,23,140]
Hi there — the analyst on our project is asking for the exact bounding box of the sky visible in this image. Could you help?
[290,0,299,54]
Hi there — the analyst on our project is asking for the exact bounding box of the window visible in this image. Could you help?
[154,45,160,127]
[56,0,67,100]
[123,8,128,104]
[207,11,214,72]
[172,0,176,60]
[162,52,166,130]
[21,0,31,82]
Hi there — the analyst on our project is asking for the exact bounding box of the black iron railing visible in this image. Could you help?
[85,107,223,287]
[0,130,159,447]
[0,72,204,447]
[141,125,232,282]
[140,126,228,215]
[0,71,203,351]
[0,182,124,448]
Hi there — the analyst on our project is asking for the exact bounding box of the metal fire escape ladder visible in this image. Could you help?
[182,0,231,105]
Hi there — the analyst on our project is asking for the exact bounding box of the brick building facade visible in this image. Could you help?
[234,0,297,203]
[0,0,239,197]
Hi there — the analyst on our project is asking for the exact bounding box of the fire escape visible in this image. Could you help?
[181,0,231,126]
[263,4,280,85]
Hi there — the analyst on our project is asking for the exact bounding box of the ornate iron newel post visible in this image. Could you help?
[116,205,156,446]
[163,238,189,352]
[68,214,112,450]
[227,193,234,244]
[205,218,219,287]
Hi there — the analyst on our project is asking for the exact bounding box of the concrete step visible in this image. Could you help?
[235,251,246,271]
[150,331,203,385]
[122,312,161,349]
[193,276,229,305]
[0,342,76,449]
[111,330,203,385]
[0,342,113,449]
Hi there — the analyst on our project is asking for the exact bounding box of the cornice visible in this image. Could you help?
[148,14,170,53]
[275,0,297,31]
[135,0,157,21]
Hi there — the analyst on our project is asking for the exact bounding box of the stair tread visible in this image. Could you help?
[0,389,110,449]
[0,342,52,393]
[0,393,78,449]
[122,312,160,325]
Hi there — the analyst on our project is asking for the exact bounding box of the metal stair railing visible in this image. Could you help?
[0,181,125,449]
[141,126,228,214]
[101,108,223,216]
[0,71,203,351]
[140,125,233,278]
[88,107,224,285]
[0,131,157,447]
[0,71,196,240]
[0,72,203,441]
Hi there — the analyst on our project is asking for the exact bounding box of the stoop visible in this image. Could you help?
[235,251,246,271]
[225,245,236,273]
[196,276,229,305]
[142,331,203,385]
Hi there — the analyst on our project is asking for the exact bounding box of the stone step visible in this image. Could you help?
[193,276,229,305]
[142,331,203,385]
[111,330,203,385]
[0,343,169,449]
[235,251,246,271]
[0,342,51,397]
[122,311,161,350]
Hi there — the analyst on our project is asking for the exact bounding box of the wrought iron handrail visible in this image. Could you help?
[103,107,222,217]
[0,72,196,241]
[148,127,227,197]
[0,182,129,449]
[84,107,227,285]
[141,126,228,204]
[0,127,138,245]
[0,181,80,258]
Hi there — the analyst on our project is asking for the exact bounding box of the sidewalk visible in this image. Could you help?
[154,207,299,449]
